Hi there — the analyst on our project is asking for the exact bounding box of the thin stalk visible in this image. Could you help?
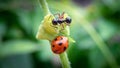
[38,0,71,68]
[80,18,118,68]
[38,0,50,15]
[59,52,71,68]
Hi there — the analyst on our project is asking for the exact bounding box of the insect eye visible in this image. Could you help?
[65,17,71,24]
[52,19,58,25]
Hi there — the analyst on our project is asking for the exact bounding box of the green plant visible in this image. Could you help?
[36,0,71,68]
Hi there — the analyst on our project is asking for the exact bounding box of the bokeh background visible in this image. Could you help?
[0,0,120,68]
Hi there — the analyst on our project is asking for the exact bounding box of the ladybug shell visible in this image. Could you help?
[51,36,68,54]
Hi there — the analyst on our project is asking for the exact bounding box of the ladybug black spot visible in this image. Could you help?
[52,45,55,47]
[53,50,57,53]
[63,47,66,51]
[54,38,57,41]
[58,42,63,46]
[60,37,63,40]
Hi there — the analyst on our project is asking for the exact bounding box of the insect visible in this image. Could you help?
[36,13,71,41]
[51,36,69,54]
[52,12,72,26]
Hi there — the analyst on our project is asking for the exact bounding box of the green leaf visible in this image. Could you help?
[68,37,76,43]
[0,40,40,58]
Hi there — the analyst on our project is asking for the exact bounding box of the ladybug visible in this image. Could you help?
[51,36,69,54]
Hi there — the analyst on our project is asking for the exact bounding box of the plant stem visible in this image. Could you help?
[80,18,118,68]
[38,0,50,15]
[59,52,71,68]
[38,0,71,68]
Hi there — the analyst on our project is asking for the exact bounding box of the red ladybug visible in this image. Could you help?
[51,36,69,54]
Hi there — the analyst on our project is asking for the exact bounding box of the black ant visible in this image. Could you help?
[52,12,72,26]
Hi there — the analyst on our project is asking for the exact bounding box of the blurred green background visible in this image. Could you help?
[0,0,120,68]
